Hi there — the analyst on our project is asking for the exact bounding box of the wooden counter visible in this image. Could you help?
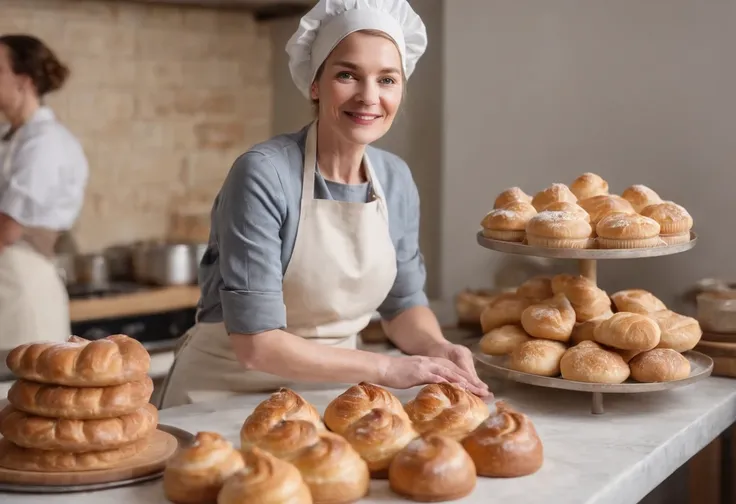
[69,286,200,322]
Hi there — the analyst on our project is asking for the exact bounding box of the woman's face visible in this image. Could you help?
[311,31,404,146]
[0,44,28,116]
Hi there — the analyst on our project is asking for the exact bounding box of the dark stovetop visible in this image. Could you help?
[67,282,153,300]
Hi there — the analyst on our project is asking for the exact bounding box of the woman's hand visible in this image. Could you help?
[423,342,489,395]
[377,355,490,397]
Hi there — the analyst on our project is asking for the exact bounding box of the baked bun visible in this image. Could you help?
[290,432,370,504]
[461,401,543,477]
[621,184,663,213]
[7,377,153,420]
[570,172,609,200]
[455,289,498,325]
[323,382,407,435]
[640,201,693,245]
[629,349,691,383]
[247,420,320,460]
[615,349,642,363]
[403,383,490,441]
[6,335,150,387]
[520,293,576,342]
[479,325,532,356]
[388,435,476,502]
[551,274,612,322]
[559,341,630,384]
[516,275,554,302]
[611,289,667,314]
[531,183,578,211]
[342,408,418,478]
[0,436,148,472]
[578,194,636,229]
[648,310,702,352]
[570,314,611,345]
[164,432,245,504]
[595,213,661,249]
[481,201,538,242]
[542,201,590,221]
[494,186,532,209]
[594,312,661,351]
[525,211,593,249]
[217,447,312,504]
[479,293,532,333]
[509,339,567,377]
[0,403,158,452]
[241,388,324,450]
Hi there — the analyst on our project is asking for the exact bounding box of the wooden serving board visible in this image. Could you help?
[695,340,736,378]
[0,428,179,487]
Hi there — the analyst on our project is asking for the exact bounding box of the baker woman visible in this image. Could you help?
[159,0,489,408]
[0,35,88,359]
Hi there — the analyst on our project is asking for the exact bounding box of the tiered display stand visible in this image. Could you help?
[472,231,714,414]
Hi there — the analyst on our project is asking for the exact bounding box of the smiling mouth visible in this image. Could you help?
[344,112,382,121]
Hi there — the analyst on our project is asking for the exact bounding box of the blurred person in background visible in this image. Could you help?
[0,34,88,368]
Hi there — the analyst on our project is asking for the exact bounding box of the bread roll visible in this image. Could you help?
[509,339,567,377]
[481,201,537,242]
[551,274,612,322]
[542,201,590,221]
[649,310,702,352]
[246,420,320,460]
[615,348,642,363]
[289,432,370,504]
[7,377,153,420]
[559,341,630,384]
[0,402,158,452]
[164,432,245,504]
[520,293,576,342]
[5,334,150,387]
[0,437,147,472]
[593,312,661,351]
[595,213,661,249]
[578,194,635,228]
[241,388,324,450]
[621,184,663,213]
[388,435,476,502]
[516,275,554,302]
[323,382,407,435]
[217,447,312,504]
[455,289,498,325]
[525,211,593,249]
[570,173,609,200]
[570,316,610,345]
[479,325,532,356]
[610,289,667,314]
[629,349,691,383]
[461,401,543,477]
[640,201,693,245]
[403,383,490,441]
[479,293,532,333]
[494,186,532,209]
[531,183,578,212]
[342,408,418,478]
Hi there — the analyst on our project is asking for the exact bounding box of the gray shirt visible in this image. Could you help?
[197,124,429,335]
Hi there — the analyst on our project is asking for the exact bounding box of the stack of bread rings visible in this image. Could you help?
[478,275,703,384]
[162,383,545,503]
[480,173,694,249]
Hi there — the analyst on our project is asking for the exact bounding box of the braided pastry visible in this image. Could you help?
[403,383,490,440]
[163,432,244,504]
[245,419,321,460]
[323,382,407,434]
[461,401,544,477]
[5,335,150,387]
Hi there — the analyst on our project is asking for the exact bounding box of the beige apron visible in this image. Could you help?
[0,122,70,358]
[158,122,398,408]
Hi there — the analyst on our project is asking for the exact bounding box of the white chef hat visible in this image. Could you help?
[285,0,428,98]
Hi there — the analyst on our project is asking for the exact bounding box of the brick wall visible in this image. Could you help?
[0,0,273,252]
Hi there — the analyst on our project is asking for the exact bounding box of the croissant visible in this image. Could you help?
[323,382,408,435]
[342,408,419,478]
[217,447,312,504]
[5,335,150,387]
[164,432,245,504]
[0,437,147,472]
[247,419,321,460]
[7,377,154,420]
[461,402,544,477]
[240,388,324,450]
[388,434,476,502]
[403,383,490,441]
[0,403,158,452]
[289,432,370,504]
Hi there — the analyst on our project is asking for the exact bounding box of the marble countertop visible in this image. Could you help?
[3,375,736,504]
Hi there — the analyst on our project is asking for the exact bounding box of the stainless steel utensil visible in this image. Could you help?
[74,253,109,289]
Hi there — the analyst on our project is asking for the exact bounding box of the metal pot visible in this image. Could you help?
[104,245,135,281]
[74,253,110,289]
[137,243,195,286]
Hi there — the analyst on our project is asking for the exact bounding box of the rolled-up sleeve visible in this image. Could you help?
[377,172,429,320]
[217,152,288,335]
